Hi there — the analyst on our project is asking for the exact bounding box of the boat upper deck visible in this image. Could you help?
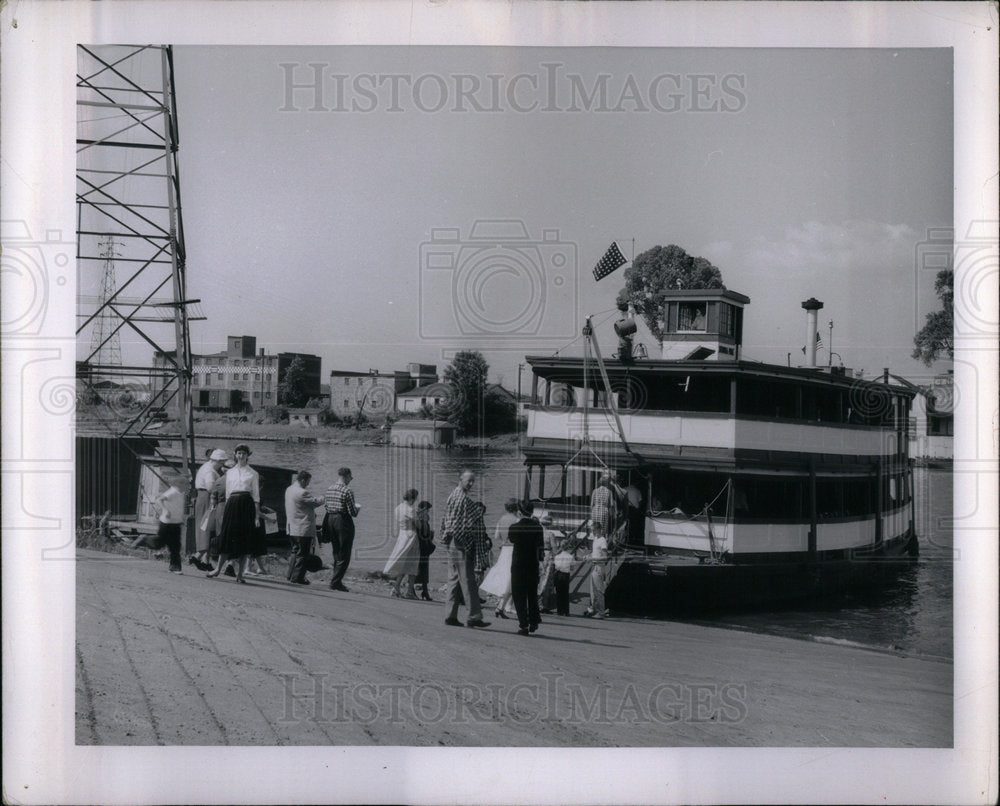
[522,356,914,469]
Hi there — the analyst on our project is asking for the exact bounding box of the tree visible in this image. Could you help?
[615,244,724,342]
[441,351,489,435]
[912,270,953,366]
[482,385,518,435]
[277,356,310,408]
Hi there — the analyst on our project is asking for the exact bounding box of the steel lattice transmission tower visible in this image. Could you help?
[88,238,124,372]
[76,45,204,540]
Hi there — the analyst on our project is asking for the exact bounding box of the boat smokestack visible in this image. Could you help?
[801,297,824,368]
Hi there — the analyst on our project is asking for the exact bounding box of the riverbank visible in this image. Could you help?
[76,547,952,747]
[76,419,521,450]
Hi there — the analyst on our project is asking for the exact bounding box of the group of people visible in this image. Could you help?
[135,443,268,581]
[431,469,601,636]
[139,453,622,631]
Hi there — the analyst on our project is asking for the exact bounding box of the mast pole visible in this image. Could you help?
[582,318,591,446]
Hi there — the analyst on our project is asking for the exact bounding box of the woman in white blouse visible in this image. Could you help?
[207,443,261,584]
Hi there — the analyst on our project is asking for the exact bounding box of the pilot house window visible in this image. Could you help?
[678,303,707,331]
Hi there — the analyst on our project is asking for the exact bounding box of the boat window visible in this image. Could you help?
[650,470,734,518]
[719,303,735,337]
[735,477,804,520]
[677,302,707,332]
[644,375,731,413]
[736,379,800,419]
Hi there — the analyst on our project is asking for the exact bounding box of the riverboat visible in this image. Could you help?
[520,288,918,612]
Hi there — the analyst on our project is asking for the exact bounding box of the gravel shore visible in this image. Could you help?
[76,549,951,748]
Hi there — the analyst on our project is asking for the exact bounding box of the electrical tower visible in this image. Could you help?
[76,45,203,541]
[88,238,124,374]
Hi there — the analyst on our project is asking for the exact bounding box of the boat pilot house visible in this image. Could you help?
[520,288,917,611]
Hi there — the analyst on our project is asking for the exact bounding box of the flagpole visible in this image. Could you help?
[828,320,834,368]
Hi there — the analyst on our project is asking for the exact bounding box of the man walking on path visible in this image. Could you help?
[285,470,325,585]
[508,500,545,636]
[324,467,360,592]
[442,470,490,628]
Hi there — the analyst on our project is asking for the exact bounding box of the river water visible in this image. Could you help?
[202,437,953,660]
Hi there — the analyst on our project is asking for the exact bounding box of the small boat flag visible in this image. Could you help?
[592,242,628,282]
[801,332,824,353]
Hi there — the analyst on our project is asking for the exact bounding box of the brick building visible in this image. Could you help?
[152,335,321,412]
[329,363,438,420]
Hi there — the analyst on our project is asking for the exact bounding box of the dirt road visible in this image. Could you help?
[75,549,952,747]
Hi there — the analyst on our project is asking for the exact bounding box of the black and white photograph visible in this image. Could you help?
[2,2,997,804]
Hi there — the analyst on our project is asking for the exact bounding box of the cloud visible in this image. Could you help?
[740,220,921,274]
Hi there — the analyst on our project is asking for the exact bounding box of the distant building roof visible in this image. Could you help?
[487,383,529,401]
[396,383,445,398]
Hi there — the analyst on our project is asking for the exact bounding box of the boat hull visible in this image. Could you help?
[606,531,918,614]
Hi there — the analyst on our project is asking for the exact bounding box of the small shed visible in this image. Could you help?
[389,419,457,448]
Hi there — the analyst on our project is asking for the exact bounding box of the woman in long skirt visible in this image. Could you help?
[383,488,420,598]
[413,501,435,600]
[207,443,260,584]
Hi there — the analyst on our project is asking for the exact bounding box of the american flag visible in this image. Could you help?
[801,332,824,353]
[592,242,628,281]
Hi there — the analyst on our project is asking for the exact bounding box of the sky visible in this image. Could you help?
[82,45,954,388]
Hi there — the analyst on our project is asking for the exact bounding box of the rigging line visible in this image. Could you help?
[545,308,622,357]
[648,478,732,521]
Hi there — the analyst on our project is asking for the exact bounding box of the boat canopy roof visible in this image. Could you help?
[524,355,916,399]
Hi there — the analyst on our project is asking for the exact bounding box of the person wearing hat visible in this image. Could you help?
[191,448,227,571]
[207,443,260,584]
[507,500,545,636]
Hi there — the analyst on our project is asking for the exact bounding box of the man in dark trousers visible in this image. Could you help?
[285,470,325,585]
[323,467,360,592]
[508,500,545,636]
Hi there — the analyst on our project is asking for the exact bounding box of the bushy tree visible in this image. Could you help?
[277,356,309,407]
[441,351,489,435]
[912,270,953,366]
[482,386,518,435]
[615,244,724,342]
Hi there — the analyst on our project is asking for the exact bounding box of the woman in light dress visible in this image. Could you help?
[384,488,421,599]
[479,498,519,618]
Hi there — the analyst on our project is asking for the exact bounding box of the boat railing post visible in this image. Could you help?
[874,457,884,549]
[808,458,817,559]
